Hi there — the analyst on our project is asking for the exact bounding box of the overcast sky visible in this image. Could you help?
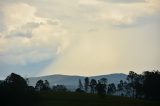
[0,0,160,79]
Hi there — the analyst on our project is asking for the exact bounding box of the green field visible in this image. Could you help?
[35,92,160,106]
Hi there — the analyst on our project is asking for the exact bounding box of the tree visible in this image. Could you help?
[52,85,67,92]
[0,73,38,106]
[44,80,50,90]
[90,79,97,93]
[5,73,28,93]
[35,80,45,91]
[96,80,107,97]
[99,78,107,85]
[127,71,144,98]
[78,79,83,90]
[84,77,89,92]
[134,74,144,98]
[107,83,116,95]
[123,81,131,97]
[127,71,138,98]
[143,70,160,100]
[117,80,124,91]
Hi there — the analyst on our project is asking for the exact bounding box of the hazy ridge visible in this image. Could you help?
[29,73,127,91]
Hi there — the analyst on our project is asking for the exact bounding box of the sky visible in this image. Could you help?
[0,0,160,79]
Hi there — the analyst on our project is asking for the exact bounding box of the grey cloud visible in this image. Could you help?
[3,20,61,39]
[5,31,32,39]
[23,22,42,29]
[4,22,41,39]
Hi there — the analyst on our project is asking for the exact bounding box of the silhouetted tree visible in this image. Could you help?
[134,74,144,98]
[96,80,107,97]
[127,71,138,98]
[90,79,97,93]
[99,78,107,85]
[123,81,131,97]
[84,77,89,92]
[5,73,28,93]
[117,80,124,91]
[35,80,45,91]
[44,80,50,90]
[79,79,83,90]
[0,73,38,106]
[107,83,116,95]
[52,85,67,92]
[143,70,160,100]
[127,71,144,98]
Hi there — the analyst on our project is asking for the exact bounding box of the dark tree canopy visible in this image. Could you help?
[99,78,107,85]
[143,71,160,100]
[90,79,97,93]
[96,80,107,97]
[0,73,37,106]
[4,73,28,93]
[52,85,67,92]
[126,70,160,100]
[117,80,124,91]
[108,83,116,95]
[35,80,44,91]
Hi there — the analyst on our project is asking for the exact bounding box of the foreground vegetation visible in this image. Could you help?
[36,92,160,106]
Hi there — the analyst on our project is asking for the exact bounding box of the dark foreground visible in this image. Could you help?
[35,92,160,106]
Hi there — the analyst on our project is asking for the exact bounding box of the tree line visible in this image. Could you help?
[0,70,160,105]
[75,70,160,100]
[34,79,67,92]
[76,77,108,97]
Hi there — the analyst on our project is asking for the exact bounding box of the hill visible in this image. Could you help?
[28,73,127,91]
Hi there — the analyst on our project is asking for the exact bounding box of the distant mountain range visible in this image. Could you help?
[28,73,127,91]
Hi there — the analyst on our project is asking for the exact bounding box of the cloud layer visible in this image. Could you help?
[78,0,160,26]
[0,0,160,78]
[0,2,69,65]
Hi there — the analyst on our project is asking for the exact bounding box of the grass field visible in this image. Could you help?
[35,92,160,106]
